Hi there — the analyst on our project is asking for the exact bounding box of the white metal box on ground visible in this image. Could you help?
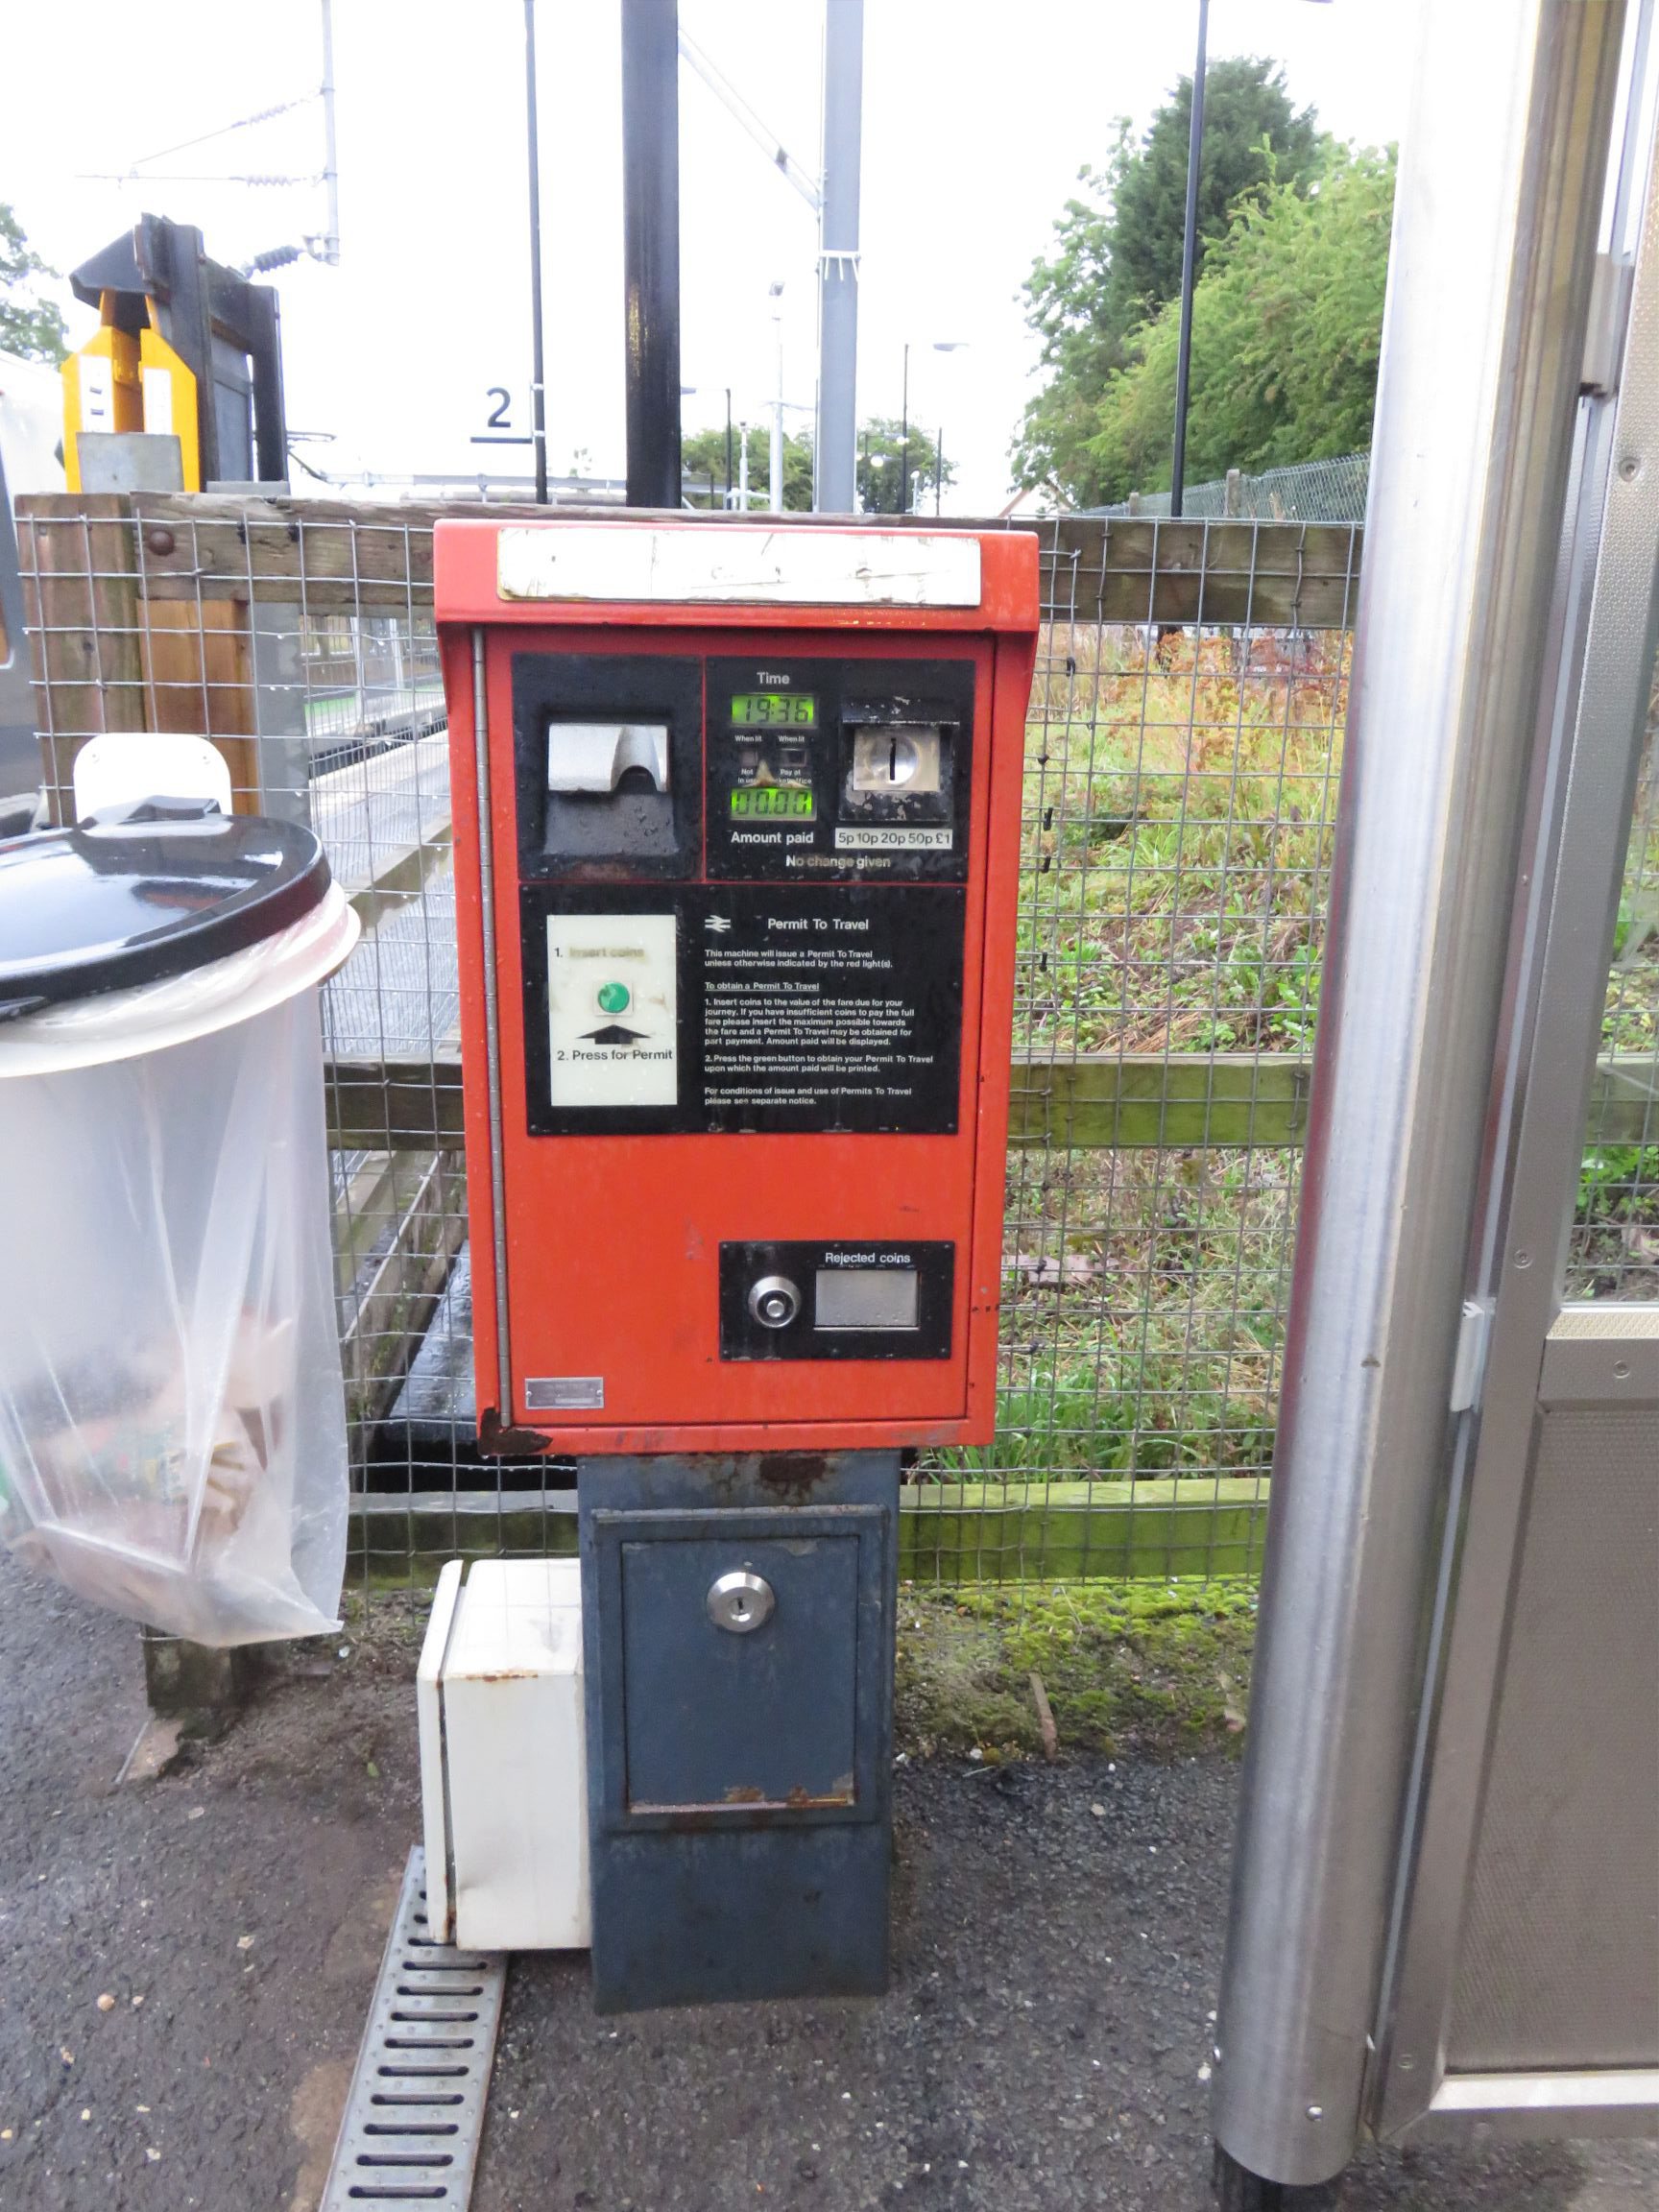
[417,1557,590,1952]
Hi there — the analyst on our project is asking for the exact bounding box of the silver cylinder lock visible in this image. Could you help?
[747,1274,802,1330]
[707,1570,775,1634]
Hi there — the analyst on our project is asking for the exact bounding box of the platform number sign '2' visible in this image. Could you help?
[472,390,525,451]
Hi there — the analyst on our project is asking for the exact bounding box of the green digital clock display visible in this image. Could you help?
[731,692,818,728]
[730,785,816,820]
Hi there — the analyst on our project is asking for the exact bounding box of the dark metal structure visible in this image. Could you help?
[621,0,682,510]
[579,1453,899,2010]
[69,214,286,486]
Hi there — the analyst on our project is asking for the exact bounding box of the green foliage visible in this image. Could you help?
[678,414,954,514]
[681,421,814,510]
[0,204,68,364]
[1014,58,1325,501]
[856,415,952,514]
[1576,1145,1659,1222]
[1077,145,1395,503]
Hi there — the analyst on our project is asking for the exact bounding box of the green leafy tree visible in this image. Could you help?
[856,417,952,514]
[682,421,814,510]
[0,204,69,364]
[1014,58,1324,502]
[1079,144,1395,502]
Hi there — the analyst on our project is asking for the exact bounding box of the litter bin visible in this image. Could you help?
[0,796,359,1646]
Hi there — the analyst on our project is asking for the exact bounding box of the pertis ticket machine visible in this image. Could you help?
[438,518,1039,2009]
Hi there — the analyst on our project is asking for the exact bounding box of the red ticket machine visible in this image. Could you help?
[437,517,1038,2011]
[437,518,1039,1456]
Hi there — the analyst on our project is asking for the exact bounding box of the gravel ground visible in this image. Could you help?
[0,1552,1652,2212]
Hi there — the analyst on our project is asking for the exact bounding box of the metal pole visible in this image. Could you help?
[1169,0,1207,517]
[738,422,750,511]
[770,285,785,512]
[621,0,682,509]
[524,0,548,504]
[815,0,863,511]
[319,0,341,265]
[900,344,909,515]
[725,387,733,508]
[1212,0,1629,2189]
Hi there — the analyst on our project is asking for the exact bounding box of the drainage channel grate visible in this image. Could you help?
[321,1846,506,2209]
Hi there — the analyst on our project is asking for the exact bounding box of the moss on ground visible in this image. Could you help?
[895,1577,1258,1763]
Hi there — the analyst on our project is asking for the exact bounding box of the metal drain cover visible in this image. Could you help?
[321,1846,507,2209]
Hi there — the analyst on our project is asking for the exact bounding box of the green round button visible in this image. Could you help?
[596,979,632,1016]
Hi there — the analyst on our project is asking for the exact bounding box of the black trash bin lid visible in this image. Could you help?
[0,797,333,1023]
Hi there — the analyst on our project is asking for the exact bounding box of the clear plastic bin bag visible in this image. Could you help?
[0,989,348,1645]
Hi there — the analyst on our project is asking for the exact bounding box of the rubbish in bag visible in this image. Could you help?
[0,802,358,1646]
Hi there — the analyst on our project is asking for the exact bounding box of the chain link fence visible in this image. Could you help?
[1092,450,1371,524]
[13,495,1653,1600]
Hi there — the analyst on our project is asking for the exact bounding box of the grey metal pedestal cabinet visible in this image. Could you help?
[578,1452,899,2012]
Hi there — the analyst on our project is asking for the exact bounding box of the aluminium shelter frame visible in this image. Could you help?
[1214,0,1659,2194]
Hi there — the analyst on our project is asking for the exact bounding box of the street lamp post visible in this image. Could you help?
[900,344,910,516]
[1170,1,1332,517]
[1169,0,1208,519]
[769,280,786,513]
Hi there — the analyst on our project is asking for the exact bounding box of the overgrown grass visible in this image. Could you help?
[966,629,1658,1522]
[1018,625,1346,1059]
[895,1577,1259,1760]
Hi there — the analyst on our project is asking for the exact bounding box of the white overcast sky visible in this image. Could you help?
[6,1,1416,508]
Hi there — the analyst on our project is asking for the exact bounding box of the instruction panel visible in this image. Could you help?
[521,884,965,1134]
[696,886,964,1132]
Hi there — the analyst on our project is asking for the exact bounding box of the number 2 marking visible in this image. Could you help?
[486,387,512,428]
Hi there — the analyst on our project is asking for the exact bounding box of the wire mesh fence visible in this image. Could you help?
[1566,685,1659,1302]
[12,494,1653,1602]
[1091,450,1371,524]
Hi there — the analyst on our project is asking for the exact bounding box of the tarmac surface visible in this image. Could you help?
[0,1551,1653,2212]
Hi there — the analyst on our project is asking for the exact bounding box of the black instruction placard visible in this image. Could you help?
[519,881,965,1135]
[696,884,964,1132]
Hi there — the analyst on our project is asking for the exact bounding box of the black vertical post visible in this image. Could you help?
[622,0,682,510]
[525,0,549,503]
[1169,0,1208,519]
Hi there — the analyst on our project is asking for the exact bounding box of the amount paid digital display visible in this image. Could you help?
[730,692,818,728]
[729,785,816,819]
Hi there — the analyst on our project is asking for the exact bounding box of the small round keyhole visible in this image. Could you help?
[708,1570,776,1634]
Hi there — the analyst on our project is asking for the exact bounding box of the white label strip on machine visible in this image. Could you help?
[140,366,174,437]
[497,526,982,609]
[545,912,678,1107]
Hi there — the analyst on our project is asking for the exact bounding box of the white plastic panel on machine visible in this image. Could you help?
[545,911,678,1107]
[497,524,982,608]
[417,1558,591,1952]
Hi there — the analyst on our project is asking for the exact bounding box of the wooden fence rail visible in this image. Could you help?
[324,1048,1658,1154]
